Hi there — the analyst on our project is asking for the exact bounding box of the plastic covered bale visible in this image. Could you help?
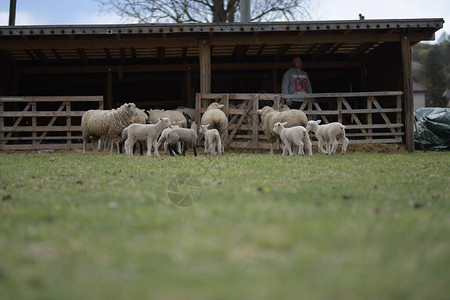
[414,107,450,150]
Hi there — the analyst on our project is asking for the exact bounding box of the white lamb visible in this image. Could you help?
[306,120,349,155]
[272,122,312,156]
[123,117,172,156]
[156,125,182,154]
[166,122,198,156]
[199,124,223,156]
[147,109,188,128]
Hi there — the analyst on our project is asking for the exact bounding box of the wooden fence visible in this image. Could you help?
[196,91,403,149]
[0,96,103,150]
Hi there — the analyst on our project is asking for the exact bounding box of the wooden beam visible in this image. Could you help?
[401,35,414,153]
[14,60,362,75]
[157,47,165,64]
[0,31,436,51]
[311,43,334,61]
[119,47,127,65]
[104,48,112,60]
[51,49,61,61]
[199,40,211,93]
[76,48,88,65]
[275,43,292,61]
[349,42,374,60]
[33,49,48,65]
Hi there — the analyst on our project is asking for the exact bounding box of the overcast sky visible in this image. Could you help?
[0,0,448,42]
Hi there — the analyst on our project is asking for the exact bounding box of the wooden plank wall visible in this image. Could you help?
[0,96,103,150]
[196,91,404,150]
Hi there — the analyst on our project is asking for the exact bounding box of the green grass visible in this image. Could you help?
[1,151,449,300]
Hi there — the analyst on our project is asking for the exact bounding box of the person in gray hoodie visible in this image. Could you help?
[281,56,312,109]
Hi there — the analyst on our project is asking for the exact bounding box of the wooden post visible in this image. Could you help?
[367,97,373,142]
[66,100,72,147]
[252,95,259,148]
[199,40,211,94]
[31,99,37,148]
[185,68,193,108]
[272,69,279,93]
[107,70,113,109]
[195,93,201,123]
[401,35,414,153]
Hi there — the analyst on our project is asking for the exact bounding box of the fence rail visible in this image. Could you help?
[0,96,103,150]
[196,91,403,149]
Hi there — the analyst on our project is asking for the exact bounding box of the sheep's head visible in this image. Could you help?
[306,120,320,132]
[258,106,275,116]
[191,121,198,132]
[206,102,222,111]
[159,117,172,129]
[272,122,287,134]
[199,124,210,134]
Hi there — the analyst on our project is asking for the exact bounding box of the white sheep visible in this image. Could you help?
[166,122,198,156]
[147,109,188,128]
[123,117,172,156]
[201,102,227,153]
[81,103,138,154]
[156,125,182,154]
[306,120,349,155]
[100,108,149,154]
[257,106,308,155]
[199,124,223,155]
[176,106,195,121]
[272,122,312,156]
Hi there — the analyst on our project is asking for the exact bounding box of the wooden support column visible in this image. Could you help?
[401,35,414,153]
[272,69,279,93]
[199,40,211,94]
[107,70,113,109]
[185,68,193,108]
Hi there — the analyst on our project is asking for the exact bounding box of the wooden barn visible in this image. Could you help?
[0,18,444,151]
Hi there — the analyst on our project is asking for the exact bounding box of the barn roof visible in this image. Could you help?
[0,18,444,68]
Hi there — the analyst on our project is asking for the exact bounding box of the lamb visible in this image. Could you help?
[272,122,312,156]
[81,103,138,154]
[123,117,172,156]
[156,125,182,154]
[199,124,223,155]
[201,102,227,153]
[306,120,349,155]
[147,109,188,128]
[166,122,198,156]
[257,106,308,155]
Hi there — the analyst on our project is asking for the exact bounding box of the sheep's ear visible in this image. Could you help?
[206,123,210,128]
[317,120,322,124]
[281,122,288,126]
[128,103,132,108]
[159,117,163,121]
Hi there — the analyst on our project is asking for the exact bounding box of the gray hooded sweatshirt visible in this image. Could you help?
[281,68,312,102]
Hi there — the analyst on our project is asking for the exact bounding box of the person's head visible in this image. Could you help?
[291,56,302,69]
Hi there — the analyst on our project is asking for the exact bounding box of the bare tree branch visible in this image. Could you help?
[97,0,311,23]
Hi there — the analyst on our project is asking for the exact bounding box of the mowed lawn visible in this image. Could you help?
[0,150,449,300]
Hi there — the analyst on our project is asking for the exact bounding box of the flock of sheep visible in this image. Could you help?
[81,102,348,157]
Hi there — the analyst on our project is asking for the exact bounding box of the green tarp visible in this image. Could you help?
[414,107,450,150]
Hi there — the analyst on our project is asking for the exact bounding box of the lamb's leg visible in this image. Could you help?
[296,141,305,156]
[193,145,197,156]
[284,141,293,156]
[330,137,338,154]
[204,140,208,154]
[304,137,313,156]
[177,142,182,154]
[217,139,223,155]
[169,144,177,156]
[318,139,327,154]
[146,138,152,156]
[341,136,349,154]
[153,140,160,157]
[182,142,187,156]
[270,143,274,155]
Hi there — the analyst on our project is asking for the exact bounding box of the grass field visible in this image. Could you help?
[1,150,450,299]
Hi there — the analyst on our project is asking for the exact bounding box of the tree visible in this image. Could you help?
[424,47,447,107]
[97,0,311,23]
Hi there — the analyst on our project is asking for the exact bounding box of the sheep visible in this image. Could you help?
[257,106,308,155]
[176,106,195,121]
[306,120,349,155]
[201,102,227,153]
[100,108,149,154]
[272,122,312,156]
[166,122,198,156]
[147,109,188,128]
[199,124,223,155]
[156,125,182,154]
[123,117,172,156]
[81,103,138,154]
